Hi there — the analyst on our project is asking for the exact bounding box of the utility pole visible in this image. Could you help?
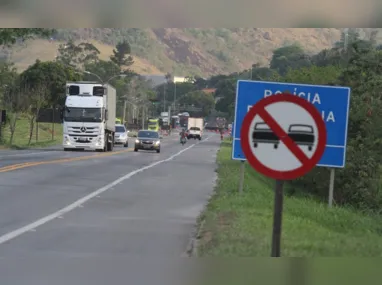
[141,106,145,129]
[163,84,166,112]
[122,99,127,125]
[344,28,349,52]
[173,82,177,111]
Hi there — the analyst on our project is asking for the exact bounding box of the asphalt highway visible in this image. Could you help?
[0,133,220,285]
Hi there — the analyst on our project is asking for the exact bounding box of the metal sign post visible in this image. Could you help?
[328,168,335,207]
[238,161,245,193]
[271,179,284,257]
[240,94,327,256]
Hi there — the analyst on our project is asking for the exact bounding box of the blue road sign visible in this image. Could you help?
[232,80,351,168]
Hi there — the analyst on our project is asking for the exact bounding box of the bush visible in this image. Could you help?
[288,48,382,211]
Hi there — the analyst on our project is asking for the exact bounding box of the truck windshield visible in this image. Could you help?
[64,107,102,122]
[148,122,157,126]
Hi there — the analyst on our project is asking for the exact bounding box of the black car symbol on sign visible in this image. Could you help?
[287,124,315,151]
[252,122,280,149]
[252,123,315,151]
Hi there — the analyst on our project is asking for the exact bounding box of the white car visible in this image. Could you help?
[114,124,129,147]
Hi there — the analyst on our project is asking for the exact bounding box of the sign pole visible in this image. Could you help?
[271,179,284,257]
[238,161,245,193]
[239,94,327,258]
[328,168,335,207]
[51,107,54,141]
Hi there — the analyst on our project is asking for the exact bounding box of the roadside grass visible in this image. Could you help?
[197,140,382,257]
[0,118,62,149]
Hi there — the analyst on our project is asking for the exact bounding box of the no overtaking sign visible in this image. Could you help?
[240,94,327,180]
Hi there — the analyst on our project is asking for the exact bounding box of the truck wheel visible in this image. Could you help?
[124,142,128,148]
[134,148,138,152]
[106,134,113,151]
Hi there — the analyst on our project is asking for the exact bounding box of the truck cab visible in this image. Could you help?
[62,82,116,152]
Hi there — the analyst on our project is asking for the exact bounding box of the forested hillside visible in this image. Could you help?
[0,28,357,76]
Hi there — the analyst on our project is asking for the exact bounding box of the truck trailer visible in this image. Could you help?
[62,81,116,152]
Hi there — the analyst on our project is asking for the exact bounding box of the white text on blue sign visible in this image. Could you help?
[246,89,335,123]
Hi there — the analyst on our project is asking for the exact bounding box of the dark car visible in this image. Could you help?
[252,122,279,149]
[287,124,315,151]
[134,130,162,153]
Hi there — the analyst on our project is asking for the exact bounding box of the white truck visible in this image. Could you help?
[62,81,116,152]
[160,111,170,125]
[187,117,203,140]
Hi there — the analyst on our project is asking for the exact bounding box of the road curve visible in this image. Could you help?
[0,134,220,284]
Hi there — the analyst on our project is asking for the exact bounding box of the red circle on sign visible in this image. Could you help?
[240,93,326,180]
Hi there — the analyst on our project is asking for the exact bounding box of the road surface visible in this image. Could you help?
[0,134,220,284]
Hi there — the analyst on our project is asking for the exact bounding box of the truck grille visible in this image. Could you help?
[68,126,99,135]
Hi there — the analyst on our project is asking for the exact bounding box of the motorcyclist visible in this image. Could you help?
[180,128,187,143]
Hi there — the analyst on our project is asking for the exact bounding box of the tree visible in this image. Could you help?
[179,91,215,117]
[110,40,134,71]
[20,60,82,106]
[270,44,311,75]
[83,60,122,82]
[0,29,54,45]
[214,78,236,115]
[25,83,49,145]
[0,62,18,102]
[56,40,100,68]
[284,47,382,210]
[2,81,28,145]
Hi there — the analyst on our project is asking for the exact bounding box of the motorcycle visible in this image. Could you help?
[180,136,186,145]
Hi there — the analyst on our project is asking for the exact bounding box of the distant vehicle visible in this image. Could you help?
[287,124,315,151]
[179,115,188,128]
[148,118,160,131]
[252,122,279,149]
[134,130,162,153]
[187,117,204,140]
[114,124,128,147]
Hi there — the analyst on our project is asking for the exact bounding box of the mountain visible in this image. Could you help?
[3,28,381,76]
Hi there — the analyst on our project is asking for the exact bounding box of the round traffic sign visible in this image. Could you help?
[240,93,326,180]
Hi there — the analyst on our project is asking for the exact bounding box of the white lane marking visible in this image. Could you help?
[0,139,208,245]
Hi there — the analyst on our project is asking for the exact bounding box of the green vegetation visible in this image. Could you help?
[194,29,382,257]
[0,32,154,148]
[0,29,54,45]
[195,29,382,212]
[1,118,62,149]
[198,141,382,257]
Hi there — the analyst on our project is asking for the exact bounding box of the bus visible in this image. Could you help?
[148,118,160,131]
